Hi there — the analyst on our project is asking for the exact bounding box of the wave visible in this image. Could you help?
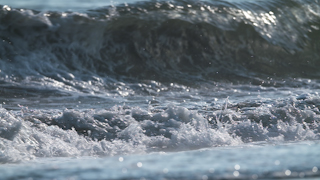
[0,0,320,85]
[1,93,320,163]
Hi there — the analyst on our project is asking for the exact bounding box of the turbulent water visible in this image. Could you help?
[0,0,320,179]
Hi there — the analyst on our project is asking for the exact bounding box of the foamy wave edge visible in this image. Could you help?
[1,95,319,163]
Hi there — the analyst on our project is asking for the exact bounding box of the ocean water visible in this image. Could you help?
[0,0,320,179]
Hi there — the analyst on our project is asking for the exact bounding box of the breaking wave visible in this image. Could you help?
[0,0,320,85]
[1,93,319,163]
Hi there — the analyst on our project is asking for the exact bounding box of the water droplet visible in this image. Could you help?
[285,170,291,176]
[208,168,215,173]
[233,171,239,177]
[202,175,208,180]
[312,167,318,173]
[119,157,123,162]
[163,168,168,174]
[3,5,11,11]
[137,162,143,167]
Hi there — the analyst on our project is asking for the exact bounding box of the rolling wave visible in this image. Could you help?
[0,0,319,84]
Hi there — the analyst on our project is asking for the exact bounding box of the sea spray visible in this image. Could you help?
[1,93,320,163]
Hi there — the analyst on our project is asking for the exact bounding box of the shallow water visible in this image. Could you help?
[2,141,320,180]
[0,0,320,179]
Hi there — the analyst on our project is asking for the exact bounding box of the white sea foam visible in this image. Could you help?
[0,95,319,164]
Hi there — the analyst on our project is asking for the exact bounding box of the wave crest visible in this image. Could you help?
[0,0,320,84]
